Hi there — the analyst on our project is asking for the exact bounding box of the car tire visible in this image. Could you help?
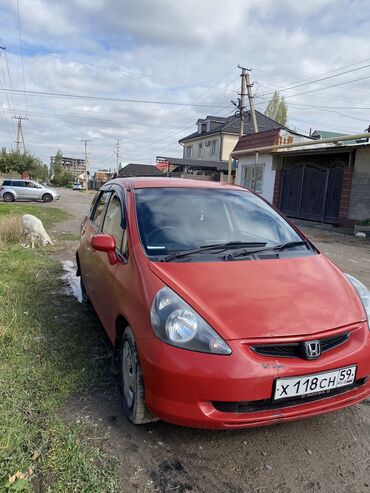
[3,192,15,202]
[119,326,158,425]
[42,193,53,202]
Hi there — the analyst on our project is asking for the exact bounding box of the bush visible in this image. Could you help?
[358,218,370,226]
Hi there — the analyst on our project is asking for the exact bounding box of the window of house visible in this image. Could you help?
[198,143,203,158]
[242,164,264,193]
[186,146,193,158]
[102,194,125,252]
[211,140,217,156]
[91,190,112,229]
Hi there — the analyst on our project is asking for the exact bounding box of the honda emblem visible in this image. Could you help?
[303,340,321,360]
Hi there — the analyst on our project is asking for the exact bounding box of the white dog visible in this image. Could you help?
[21,214,54,248]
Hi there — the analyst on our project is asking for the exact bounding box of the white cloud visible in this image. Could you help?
[0,0,369,167]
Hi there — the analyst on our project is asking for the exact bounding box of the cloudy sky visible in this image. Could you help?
[0,0,369,171]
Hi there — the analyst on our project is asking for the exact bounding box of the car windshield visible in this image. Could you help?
[135,188,306,259]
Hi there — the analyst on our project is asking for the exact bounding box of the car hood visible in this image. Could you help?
[148,254,365,340]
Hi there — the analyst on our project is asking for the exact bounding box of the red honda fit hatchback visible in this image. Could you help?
[77,177,370,429]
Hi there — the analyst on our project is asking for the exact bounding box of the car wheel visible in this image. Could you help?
[120,326,158,424]
[3,192,15,202]
[42,193,53,202]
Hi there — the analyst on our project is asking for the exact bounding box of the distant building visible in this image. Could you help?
[156,156,233,182]
[178,111,288,162]
[118,163,163,177]
[50,156,86,179]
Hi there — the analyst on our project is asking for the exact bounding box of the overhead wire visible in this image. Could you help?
[16,0,27,113]
[126,66,239,155]
[48,54,226,90]
[255,58,370,101]
[0,86,237,108]
[287,102,370,124]
[4,49,18,112]
[0,44,15,141]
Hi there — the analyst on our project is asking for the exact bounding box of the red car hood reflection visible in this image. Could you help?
[149,254,365,340]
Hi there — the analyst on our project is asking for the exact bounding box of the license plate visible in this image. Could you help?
[274,365,356,401]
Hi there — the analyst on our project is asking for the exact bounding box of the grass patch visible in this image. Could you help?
[0,216,21,245]
[0,246,120,492]
[0,204,69,231]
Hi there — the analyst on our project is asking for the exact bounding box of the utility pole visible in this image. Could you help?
[242,67,258,133]
[228,66,259,184]
[81,139,91,191]
[238,66,247,137]
[114,139,120,177]
[12,115,28,153]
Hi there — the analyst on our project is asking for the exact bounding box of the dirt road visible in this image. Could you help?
[51,189,370,493]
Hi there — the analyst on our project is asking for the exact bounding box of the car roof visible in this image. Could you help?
[108,177,247,191]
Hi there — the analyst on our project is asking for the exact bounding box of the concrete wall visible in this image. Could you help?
[182,135,222,161]
[348,148,370,221]
[236,153,275,203]
[221,134,239,160]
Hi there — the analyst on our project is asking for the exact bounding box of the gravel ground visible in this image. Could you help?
[34,189,370,492]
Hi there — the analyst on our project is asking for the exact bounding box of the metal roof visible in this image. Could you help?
[157,156,229,171]
[179,111,288,143]
[118,163,163,177]
[233,129,281,152]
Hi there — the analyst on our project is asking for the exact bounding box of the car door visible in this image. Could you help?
[95,188,128,337]
[30,182,44,199]
[15,181,28,199]
[78,187,113,302]
[19,181,38,200]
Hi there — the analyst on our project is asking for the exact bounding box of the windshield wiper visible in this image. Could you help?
[271,240,309,251]
[228,240,310,260]
[163,241,267,262]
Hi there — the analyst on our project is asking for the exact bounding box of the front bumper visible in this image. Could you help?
[139,323,370,429]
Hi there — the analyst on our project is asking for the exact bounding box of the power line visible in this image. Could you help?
[16,0,27,112]
[48,54,228,90]
[0,45,15,140]
[286,103,370,110]
[256,61,370,101]
[282,73,370,100]
[130,67,239,153]
[0,106,191,128]
[0,87,233,108]
[4,49,18,112]
[287,102,370,123]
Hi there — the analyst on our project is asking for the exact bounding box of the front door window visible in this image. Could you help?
[102,194,125,252]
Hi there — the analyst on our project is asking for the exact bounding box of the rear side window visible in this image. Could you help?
[92,191,111,230]
[2,180,11,186]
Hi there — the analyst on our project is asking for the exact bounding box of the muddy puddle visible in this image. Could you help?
[61,260,82,302]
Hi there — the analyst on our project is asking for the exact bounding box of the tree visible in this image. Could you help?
[50,150,73,187]
[265,91,288,125]
[0,148,48,181]
[50,149,63,179]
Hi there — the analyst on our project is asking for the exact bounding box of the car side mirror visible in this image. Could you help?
[91,234,118,265]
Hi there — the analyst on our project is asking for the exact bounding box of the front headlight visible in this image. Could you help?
[150,286,232,355]
[345,274,370,330]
